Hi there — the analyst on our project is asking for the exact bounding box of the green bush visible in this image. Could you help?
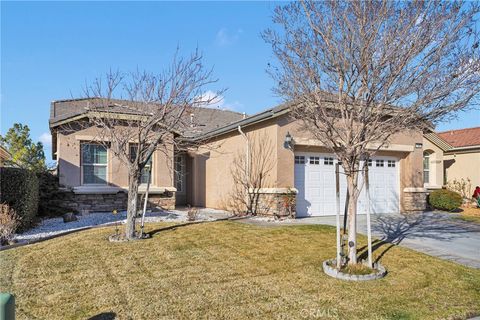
[0,167,39,230]
[37,171,71,217]
[428,189,462,211]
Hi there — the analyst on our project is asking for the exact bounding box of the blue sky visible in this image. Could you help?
[1,1,479,163]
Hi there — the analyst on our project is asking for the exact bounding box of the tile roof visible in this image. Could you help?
[423,132,454,151]
[437,127,480,148]
[49,98,245,138]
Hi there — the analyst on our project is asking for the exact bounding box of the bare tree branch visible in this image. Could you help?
[224,132,276,216]
[263,0,480,265]
[60,49,223,240]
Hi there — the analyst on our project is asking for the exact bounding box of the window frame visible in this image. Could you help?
[294,155,305,164]
[81,143,108,185]
[309,156,320,165]
[376,160,384,167]
[129,144,154,185]
[324,157,334,165]
[174,155,186,193]
[423,152,430,184]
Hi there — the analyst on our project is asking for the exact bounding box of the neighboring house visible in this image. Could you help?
[50,98,426,216]
[0,146,11,167]
[423,127,480,195]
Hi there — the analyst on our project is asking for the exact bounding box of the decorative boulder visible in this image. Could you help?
[63,212,78,223]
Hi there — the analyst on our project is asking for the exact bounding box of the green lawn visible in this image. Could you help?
[1,221,479,319]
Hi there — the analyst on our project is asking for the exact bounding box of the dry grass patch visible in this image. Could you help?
[456,207,480,223]
[1,221,479,319]
[339,263,374,276]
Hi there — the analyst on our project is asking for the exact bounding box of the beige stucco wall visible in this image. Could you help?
[277,115,424,212]
[444,150,480,195]
[276,115,424,193]
[56,123,174,189]
[188,119,278,208]
[422,136,480,196]
[191,114,424,212]
[422,138,445,189]
[56,115,425,211]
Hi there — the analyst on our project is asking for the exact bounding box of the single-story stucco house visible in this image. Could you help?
[423,127,480,195]
[49,98,427,217]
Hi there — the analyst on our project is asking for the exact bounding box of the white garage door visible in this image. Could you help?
[294,153,399,217]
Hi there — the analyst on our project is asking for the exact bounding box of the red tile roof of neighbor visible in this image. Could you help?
[437,127,480,148]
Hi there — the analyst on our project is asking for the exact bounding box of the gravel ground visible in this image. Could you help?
[14,208,229,243]
[247,216,295,224]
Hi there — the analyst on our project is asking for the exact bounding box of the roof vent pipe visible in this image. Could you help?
[190,113,195,127]
[238,125,250,211]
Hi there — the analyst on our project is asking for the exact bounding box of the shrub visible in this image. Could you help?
[187,206,199,221]
[447,178,472,200]
[429,189,462,211]
[0,203,21,245]
[0,167,39,230]
[37,171,71,217]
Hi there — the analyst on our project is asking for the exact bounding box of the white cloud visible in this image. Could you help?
[222,100,243,111]
[215,28,243,47]
[39,132,52,146]
[196,90,243,111]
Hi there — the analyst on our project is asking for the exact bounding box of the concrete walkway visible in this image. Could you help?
[243,211,480,269]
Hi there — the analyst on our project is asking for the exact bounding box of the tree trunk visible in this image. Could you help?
[346,173,359,265]
[126,171,141,240]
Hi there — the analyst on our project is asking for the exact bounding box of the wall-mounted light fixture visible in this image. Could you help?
[284,131,294,150]
[415,143,423,149]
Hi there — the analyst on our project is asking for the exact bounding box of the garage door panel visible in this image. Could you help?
[323,202,336,214]
[295,153,399,217]
[310,171,322,181]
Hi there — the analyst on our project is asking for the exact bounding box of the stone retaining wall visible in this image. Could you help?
[147,192,176,210]
[252,189,297,218]
[52,190,175,213]
[403,188,427,212]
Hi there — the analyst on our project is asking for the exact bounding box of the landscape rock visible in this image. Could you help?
[63,212,78,223]
[14,209,226,243]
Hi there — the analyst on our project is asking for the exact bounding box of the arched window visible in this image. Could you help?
[423,151,430,184]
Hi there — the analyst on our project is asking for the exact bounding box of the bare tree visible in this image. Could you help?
[264,1,480,265]
[226,132,276,216]
[74,49,221,240]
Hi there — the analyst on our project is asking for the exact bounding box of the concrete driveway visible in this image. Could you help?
[245,211,480,268]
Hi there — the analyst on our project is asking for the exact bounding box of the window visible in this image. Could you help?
[367,159,373,167]
[175,155,185,192]
[324,157,334,165]
[309,156,320,165]
[387,160,396,168]
[376,160,384,167]
[129,145,152,184]
[81,143,107,184]
[423,152,430,184]
[294,156,305,164]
